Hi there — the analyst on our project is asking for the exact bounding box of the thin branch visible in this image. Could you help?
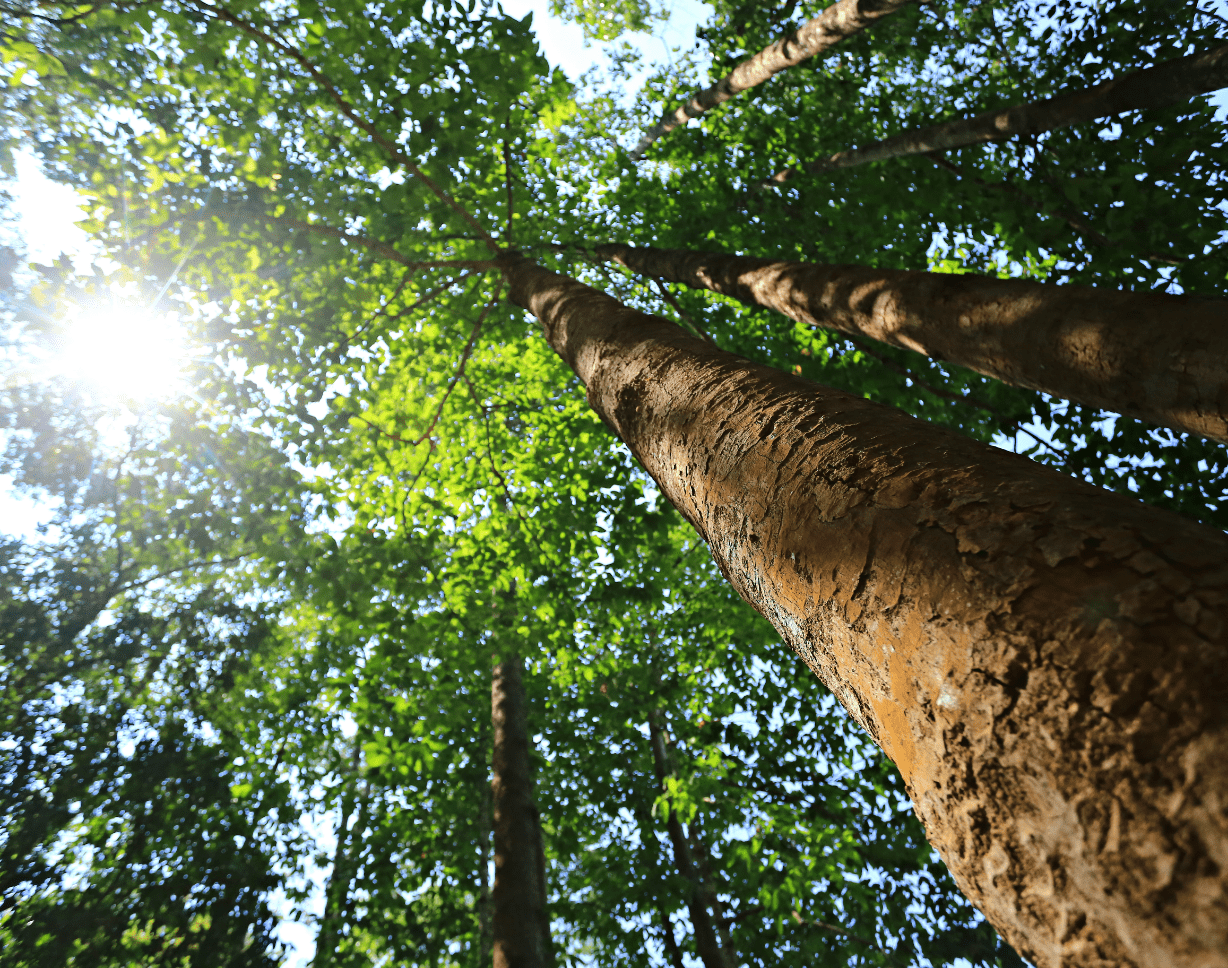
[924,150,1112,249]
[338,268,476,350]
[351,278,501,449]
[463,372,553,567]
[630,0,925,159]
[791,911,907,966]
[841,332,1064,459]
[649,275,716,345]
[763,42,1228,186]
[185,0,499,250]
[274,215,497,270]
[503,127,515,248]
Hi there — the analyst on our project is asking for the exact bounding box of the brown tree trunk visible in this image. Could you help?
[491,654,552,968]
[767,43,1228,185]
[589,242,1228,445]
[648,712,735,968]
[629,0,924,160]
[498,253,1228,968]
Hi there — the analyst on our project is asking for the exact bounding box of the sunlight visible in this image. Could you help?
[59,307,186,401]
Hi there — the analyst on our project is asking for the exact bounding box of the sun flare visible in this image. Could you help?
[59,308,186,401]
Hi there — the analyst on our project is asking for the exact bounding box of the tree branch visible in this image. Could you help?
[791,911,907,966]
[630,0,926,160]
[764,42,1228,186]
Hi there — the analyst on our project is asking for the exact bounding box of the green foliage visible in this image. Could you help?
[1,0,1224,966]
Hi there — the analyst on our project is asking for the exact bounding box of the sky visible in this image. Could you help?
[2,3,1226,963]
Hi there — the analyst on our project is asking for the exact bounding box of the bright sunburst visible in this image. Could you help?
[59,307,187,401]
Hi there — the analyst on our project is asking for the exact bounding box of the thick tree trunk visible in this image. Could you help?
[767,43,1228,185]
[590,242,1228,445]
[498,253,1228,968]
[629,0,924,161]
[648,713,735,968]
[491,655,552,968]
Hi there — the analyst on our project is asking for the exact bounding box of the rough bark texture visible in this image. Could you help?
[591,242,1228,446]
[768,43,1228,184]
[491,655,552,968]
[649,714,734,968]
[499,253,1228,968]
[629,0,923,160]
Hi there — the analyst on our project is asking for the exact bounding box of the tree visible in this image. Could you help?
[3,0,1226,965]
[584,242,1228,444]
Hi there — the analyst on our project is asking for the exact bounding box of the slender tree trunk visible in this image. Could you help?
[588,242,1228,445]
[766,43,1228,185]
[629,0,925,160]
[659,905,686,968]
[491,654,552,968]
[313,749,364,968]
[478,772,493,966]
[648,712,735,968]
[498,253,1228,968]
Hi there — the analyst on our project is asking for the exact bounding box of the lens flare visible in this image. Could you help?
[60,308,186,401]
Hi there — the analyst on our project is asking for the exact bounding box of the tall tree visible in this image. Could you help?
[4,0,1227,966]
[584,242,1228,444]
[500,252,1228,966]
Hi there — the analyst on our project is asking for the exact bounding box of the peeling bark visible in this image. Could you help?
[767,43,1228,185]
[590,242,1228,446]
[499,253,1228,968]
[491,655,552,968]
[629,0,924,161]
[649,713,735,968]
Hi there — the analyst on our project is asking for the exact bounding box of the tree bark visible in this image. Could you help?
[588,242,1228,445]
[491,654,552,968]
[629,0,925,161]
[648,712,735,968]
[766,42,1228,185]
[498,252,1228,968]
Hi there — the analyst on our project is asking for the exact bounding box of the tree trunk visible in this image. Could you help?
[648,712,735,968]
[589,242,1228,445]
[498,252,1228,968]
[491,654,552,968]
[766,43,1228,185]
[659,905,686,968]
[478,775,493,967]
[313,748,365,968]
[629,0,924,160]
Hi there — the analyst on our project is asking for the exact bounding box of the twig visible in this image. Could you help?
[842,333,1064,459]
[649,275,716,345]
[791,910,907,966]
[503,126,515,248]
[925,149,1114,249]
[338,268,477,350]
[351,278,501,448]
[463,372,554,567]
